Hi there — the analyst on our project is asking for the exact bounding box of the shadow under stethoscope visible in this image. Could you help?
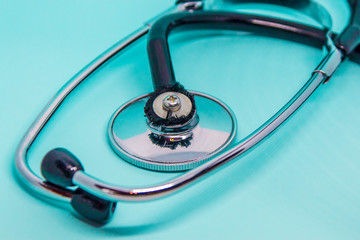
[13,30,325,234]
[91,32,320,233]
[94,95,316,236]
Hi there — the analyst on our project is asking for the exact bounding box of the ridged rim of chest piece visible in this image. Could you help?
[108,91,237,171]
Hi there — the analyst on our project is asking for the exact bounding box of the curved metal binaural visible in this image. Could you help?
[71,1,348,201]
[72,43,343,202]
[14,26,150,202]
[14,0,360,206]
[14,4,185,203]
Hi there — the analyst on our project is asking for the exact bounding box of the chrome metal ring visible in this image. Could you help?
[108,91,237,171]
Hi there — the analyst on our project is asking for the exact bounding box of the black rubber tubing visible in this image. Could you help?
[147,11,360,91]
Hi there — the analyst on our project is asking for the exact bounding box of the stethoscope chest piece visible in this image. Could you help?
[14,0,360,225]
[108,91,237,171]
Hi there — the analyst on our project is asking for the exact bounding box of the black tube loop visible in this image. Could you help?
[147,11,331,90]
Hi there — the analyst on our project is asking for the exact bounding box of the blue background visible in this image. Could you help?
[1,0,360,239]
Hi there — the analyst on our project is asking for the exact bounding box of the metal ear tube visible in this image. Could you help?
[15,0,360,224]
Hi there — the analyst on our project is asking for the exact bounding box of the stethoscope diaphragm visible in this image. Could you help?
[108,91,237,171]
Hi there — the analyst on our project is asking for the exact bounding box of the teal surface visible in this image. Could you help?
[1,0,360,239]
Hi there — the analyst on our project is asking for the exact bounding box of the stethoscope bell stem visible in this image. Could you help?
[146,90,200,145]
[144,83,197,126]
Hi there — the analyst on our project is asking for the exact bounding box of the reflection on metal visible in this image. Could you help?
[108,92,237,171]
[153,92,192,120]
[163,94,182,112]
[15,0,355,207]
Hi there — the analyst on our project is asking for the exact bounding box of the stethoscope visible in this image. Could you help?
[15,0,360,224]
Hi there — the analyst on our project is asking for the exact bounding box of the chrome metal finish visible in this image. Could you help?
[178,1,204,11]
[14,6,180,203]
[108,92,237,171]
[75,42,343,202]
[314,48,343,77]
[14,0,347,214]
[156,131,194,142]
[163,94,182,112]
[313,69,326,76]
[147,114,199,135]
[153,92,192,120]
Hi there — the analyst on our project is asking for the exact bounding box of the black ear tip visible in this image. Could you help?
[41,148,84,187]
[71,188,117,224]
[41,150,116,224]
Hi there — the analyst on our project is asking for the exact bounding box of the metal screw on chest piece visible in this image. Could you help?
[163,95,181,112]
